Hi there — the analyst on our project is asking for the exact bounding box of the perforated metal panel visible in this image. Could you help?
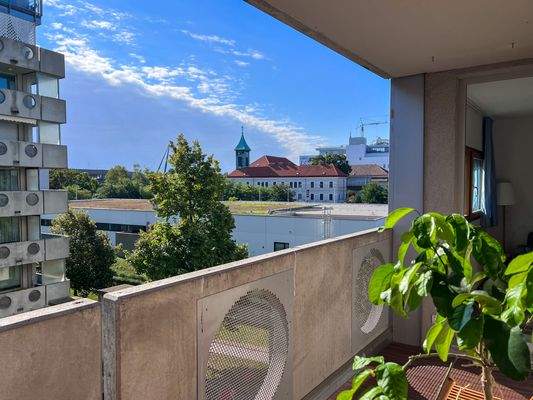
[352,240,392,353]
[198,270,293,400]
[0,14,36,44]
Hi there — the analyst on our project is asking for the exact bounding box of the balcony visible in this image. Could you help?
[0,140,67,168]
[0,88,66,124]
[0,0,41,20]
[0,233,68,268]
[0,36,65,77]
[0,190,67,217]
[0,285,45,318]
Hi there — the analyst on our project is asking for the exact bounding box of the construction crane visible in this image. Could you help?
[357,118,388,138]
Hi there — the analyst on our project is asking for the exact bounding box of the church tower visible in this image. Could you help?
[235,127,251,169]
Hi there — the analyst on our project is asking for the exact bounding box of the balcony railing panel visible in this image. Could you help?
[0,89,66,124]
[102,228,393,400]
[0,140,67,169]
[0,190,66,217]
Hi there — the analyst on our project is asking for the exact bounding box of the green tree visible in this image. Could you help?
[310,153,352,174]
[339,209,532,400]
[356,182,388,204]
[127,134,248,280]
[96,165,151,199]
[49,169,98,194]
[51,210,115,296]
[269,184,294,202]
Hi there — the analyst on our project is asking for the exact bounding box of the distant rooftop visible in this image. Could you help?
[68,199,388,218]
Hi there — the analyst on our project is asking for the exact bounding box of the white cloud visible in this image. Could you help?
[181,30,236,47]
[82,20,115,30]
[44,0,323,158]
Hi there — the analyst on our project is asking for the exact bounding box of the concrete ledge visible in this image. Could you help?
[104,228,390,302]
[0,298,97,332]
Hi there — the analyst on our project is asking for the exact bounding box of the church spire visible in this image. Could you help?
[235,127,251,169]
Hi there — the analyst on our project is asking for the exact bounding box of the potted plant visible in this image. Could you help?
[339,208,532,400]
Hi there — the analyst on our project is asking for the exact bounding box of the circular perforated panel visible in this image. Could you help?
[26,193,39,206]
[23,95,36,109]
[0,194,9,207]
[0,142,7,155]
[25,144,38,158]
[354,248,385,334]
[0,295,11,309]
[205,289,289,400]
[27,242,40,255]
[0,246,10,259]
[28,289,41,302]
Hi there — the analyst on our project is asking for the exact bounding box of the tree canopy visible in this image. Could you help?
[353,182,388,204]
[127,134,248,280]
[310,153,352,175]
[223,181,294,202]
[96,165,151,199]
[51,210,115,296]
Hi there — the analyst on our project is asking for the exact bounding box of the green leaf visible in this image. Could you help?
[435,322,455,362]
[456,314,483,350]
[359,387,384,400]
[452,293,471,308]
[336,369,373,400]
[430,281,455,319]
[473,231,505,279]
[423,316,445,353]
[526,267,533,311]
[368,264,395,305]
[483,316,531,380]
[430,212,455,244]
[375,362,408,400]
[383,208,415,230]
[449,300,475,331]
[399,263,421,294]
[398,231,413,265]
[414,271,433,297]
[505,252,533,276]
[501,284,526,326]
[470,290,502,314]
[446,214,470,252]
[412,214,437,249]
[353,355,385,371]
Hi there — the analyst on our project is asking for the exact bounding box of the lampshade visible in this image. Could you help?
[497,182,515,206]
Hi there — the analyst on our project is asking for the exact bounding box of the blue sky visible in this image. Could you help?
[39,0,390,172]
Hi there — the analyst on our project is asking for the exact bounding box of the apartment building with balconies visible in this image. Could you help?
[0,0,69,318]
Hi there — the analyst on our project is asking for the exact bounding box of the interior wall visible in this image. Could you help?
[465,102,483,151]
[493,116,533,253]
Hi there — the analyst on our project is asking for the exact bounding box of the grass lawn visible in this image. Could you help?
[112,257,149,285]
[224,201,307,215]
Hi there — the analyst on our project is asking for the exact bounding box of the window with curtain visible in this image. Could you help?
[0,217,20,244]
[465,147,484,219]
[0,169,18,191]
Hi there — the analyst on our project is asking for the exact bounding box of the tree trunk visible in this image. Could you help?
[481,366,493,400]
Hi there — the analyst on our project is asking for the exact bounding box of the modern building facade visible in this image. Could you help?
[300,135,390,169]
[228,155,348,202]
[0,0,69,318]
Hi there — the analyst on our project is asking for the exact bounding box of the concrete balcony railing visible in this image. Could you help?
[0,36,64,77]
[0,234,69,268]
[0,89,66,124]
[0,140,67,169]
[0,229,393,400]
[0,190,67,217]
[0,285,45,318]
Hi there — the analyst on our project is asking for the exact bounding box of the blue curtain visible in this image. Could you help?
[482,117,497,227]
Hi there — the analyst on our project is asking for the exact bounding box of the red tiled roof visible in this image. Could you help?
[349,164,388,178]
[228,156,347,178]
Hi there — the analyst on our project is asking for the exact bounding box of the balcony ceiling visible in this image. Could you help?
[246,0,533,78]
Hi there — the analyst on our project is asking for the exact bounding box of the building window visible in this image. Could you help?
[310,182,315,188]
[289,182,293,188]
[329,181,333,188]
[319,194,323,201]
[0,73,16,90]
[274,242,290,251]
[0,217,20,244]
[298,193,302,200]
[0,169,19,191]
[265,182,268,187]
[329,193,333,201]
[0,265,21,291]
[257,182,261,186]
[319,182,324,188]
[298,182,302,188]
[310,194,314,200]
[465,147,484,219]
